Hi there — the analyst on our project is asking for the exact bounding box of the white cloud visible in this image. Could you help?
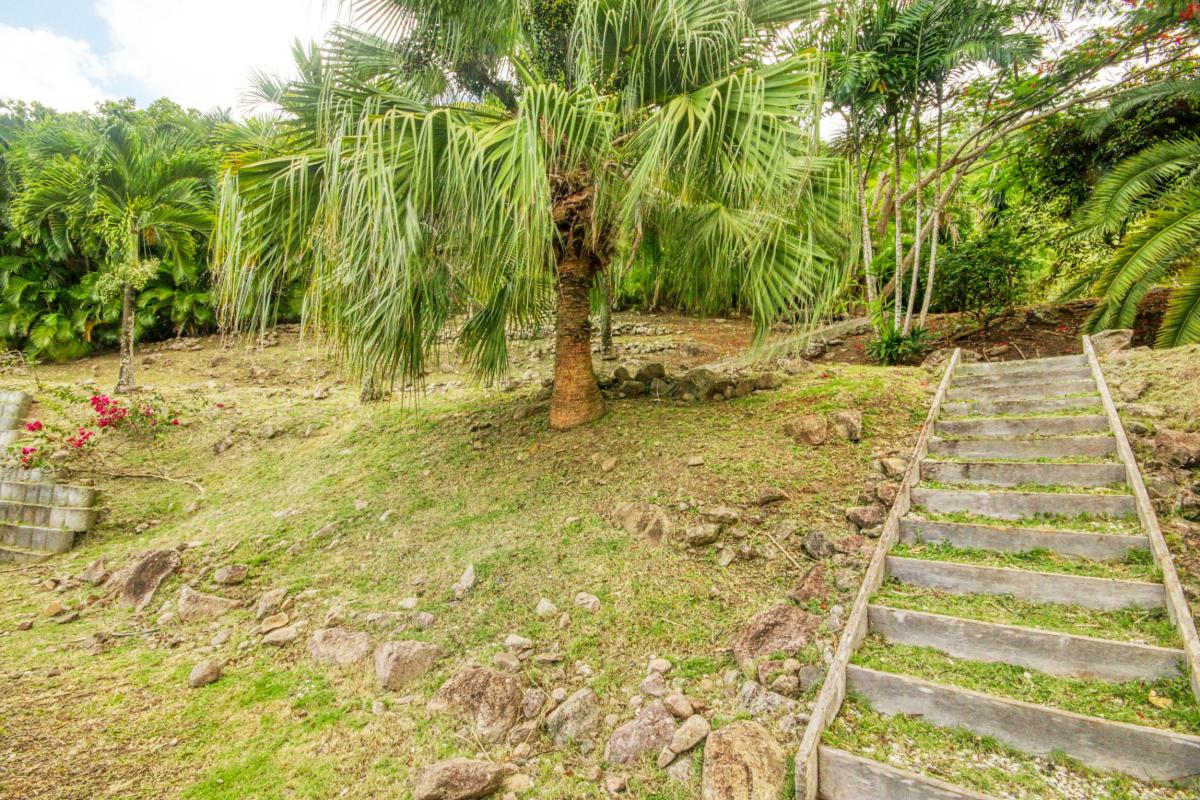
[95,0,347,113]
[0,25,111,111]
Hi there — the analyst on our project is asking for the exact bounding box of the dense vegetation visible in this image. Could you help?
[0,0,1197,387]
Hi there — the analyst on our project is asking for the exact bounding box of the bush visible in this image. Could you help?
[932,224,1029,329]
[867,324,931,366]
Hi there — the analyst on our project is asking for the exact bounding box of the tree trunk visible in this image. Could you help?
[600,271,614,358]
[903,103,922,334]
[360,373,386,403]
[892,113,904,330]
[550,257,605,430]
[115,283,136,394]
[857,159,876,305]
[919,89,945,329]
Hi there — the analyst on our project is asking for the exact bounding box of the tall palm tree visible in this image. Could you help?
[215,0,848,430]
[10,122,213,390]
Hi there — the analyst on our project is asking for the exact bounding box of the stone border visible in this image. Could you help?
[793,348,961,799]
[1084,335,1200,700]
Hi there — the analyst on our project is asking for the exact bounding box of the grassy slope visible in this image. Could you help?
[0,332,929,800]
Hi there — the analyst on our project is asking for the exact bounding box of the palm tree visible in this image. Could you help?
[215,0,848,430]
[10,122,213,390]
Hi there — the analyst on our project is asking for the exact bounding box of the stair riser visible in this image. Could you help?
[920,460,1127,488]
[0,546,51,564]
[818,747,996,800]
[0,503,96,532]
[868,605,1182,683]
[936,416,1109,438]
[0,430,24,446]
[942,396,1101,418]
[0,414,26,430]
[0,524,75,553]
[945,380,1095,402]
[886,556,1165,610]
[912,487,1136,520]
[0,482,96,507]
[927,437,1117,460]
[952,368,1094,388]
[957,355,1087,376]
[0,466,54,484]
[900,518,1147,562]
[0,390,30,405]
[847,666,1200,784]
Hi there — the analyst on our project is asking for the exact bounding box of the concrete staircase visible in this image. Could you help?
[801,345,1200,798]
[0,390,98,564]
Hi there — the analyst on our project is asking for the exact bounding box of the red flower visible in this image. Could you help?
[24,420,43,433]
[171,418,180,426]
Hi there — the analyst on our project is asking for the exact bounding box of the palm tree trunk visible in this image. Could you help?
[115,283,136,394]
[892,113,904,330]
[903,103,923,334]
[919,89,945,329]
[550,257,605,430]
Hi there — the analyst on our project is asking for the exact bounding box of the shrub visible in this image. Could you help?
[932,224,1029,329]
[867,324,931,366]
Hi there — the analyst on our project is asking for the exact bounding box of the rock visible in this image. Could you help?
[829,409,863,442]
[1092,328,1133,355]
[436,667,525,742]
[663,693,694,719]
[685,523,722,547]
[605,701,677,766]
[612,502,672,545]
[605,774,629,794]
[188,659,222,688]
[260,612,289,633]
[412,758,509,800]
[730,604,820,675]
[639,672,669,697]
[213,564,248,585]
[504,634,532,652]
[737,681,796,715]
[702,506,740,525]
[255,587,287,620]
[669,714,711,755]
[534,598,558,618]
[753,372,781,391]
[618,380,647,397]
[263,623,302,645]
[413,611,437,629]
[17,619,34,631]
[880,457,907,479]
[770,674,800,697]
[666,753,695,785]
[375,640,443,690]
[600,456,619,473]
[119,550,182,612]
[1119,379,1149,402]
[177,585,239,622]
[493,652,521,671]
[676,368,718,401]
[715,547,737,567]
[797,664,825,691]
[545,688,601,746]
[613,366,633,383]
[574,592,600,613]
[521,688,549,719]
[635,363,667,383]
[801,530,835,560]
[307,627,371,665]
[701,721,786,800]
[686,454,705,467]
[211,628,232,647]
[789,565,828,603]
[647,657,672,674]
[78,558,109,586]
[452,564,477,599]
[1156,429,1200,469]
[875,481,900,506]
[783,415,827,446]
[845,504,886,530]
[756,487,789,506]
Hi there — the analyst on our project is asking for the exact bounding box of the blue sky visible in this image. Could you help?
[0,1,344,112]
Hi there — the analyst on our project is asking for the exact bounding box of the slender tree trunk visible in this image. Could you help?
[903,104,923,334]
[115,283,136,394]
[360,373,386,403]
[892,113,904,331]
[857,158,876,305]
[550,257,605,430]
[600,270,614,358]
[919,89,945,329]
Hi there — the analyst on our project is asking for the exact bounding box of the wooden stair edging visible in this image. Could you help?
[866,604,1184,682]
[793,348,963,800]
[846,665,1200,784]
[817,746,1000,800]
[1085,335,1200,701]
[899,517,1148,561]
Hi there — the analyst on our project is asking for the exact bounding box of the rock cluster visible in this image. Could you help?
[600,363,783,403]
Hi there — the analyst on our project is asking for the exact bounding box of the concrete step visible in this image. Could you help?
[0,500,97,532]
[927,436,1117,461]
[957,355,1087,376]
[846,665,1200,784]
[942,396,1101,418]
[899,517,1148,562]
[0,430,24,446]
[945,379,1094,403]
[0,413,26,430]
[912,486,1136,520]
[952,366,1094,389]
[920,459,1127,488]
[817,746,998,800]
[885,555,1166,610]
[936,415,1109,439]
[0,466,55,484]
[0,544,52,564]
[0,522,76,554]
[867,605,1183,682]
[0,480,96,508]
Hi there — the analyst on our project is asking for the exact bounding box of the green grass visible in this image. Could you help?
[890,542,1161,582]
[912,509,1143,535]
[854,637,1200,734]
[872,580,1181,648]
[920,479,1132,496]
[926,454,1120,465]
[944,406,1104,420]
[824,699,1190,799]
